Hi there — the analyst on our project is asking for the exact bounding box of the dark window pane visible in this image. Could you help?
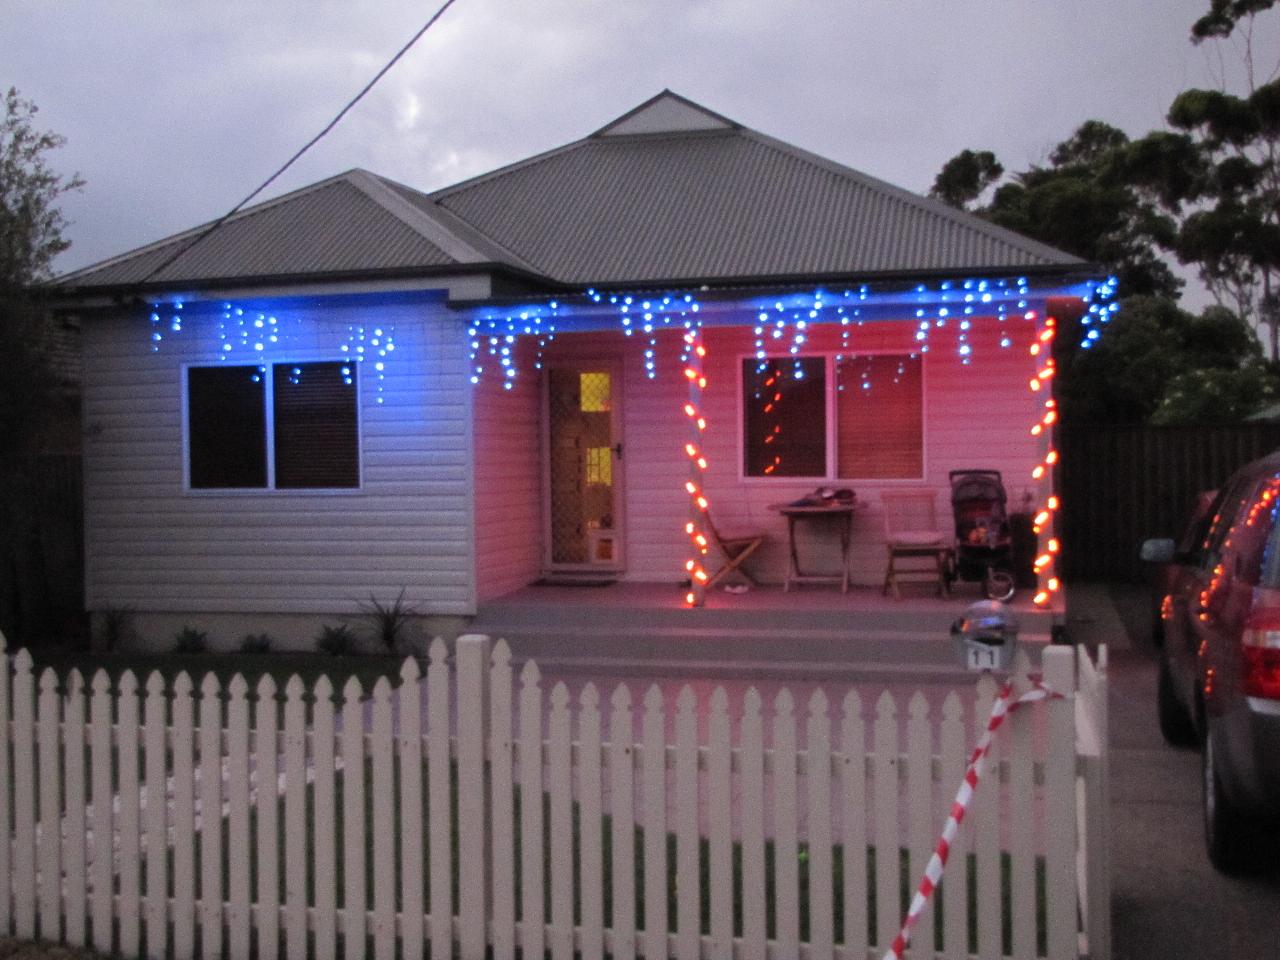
[273,362,360,489]
[835,354,923,479]
[742,357,826,477]
[188,366,267,488]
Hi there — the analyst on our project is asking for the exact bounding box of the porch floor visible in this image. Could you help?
[470,580,1055,681]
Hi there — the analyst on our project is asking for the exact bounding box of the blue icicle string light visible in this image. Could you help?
[147,299,396,403]
[464,275,1079,388]
[1077,276,1121,349]
[469,292,704,388]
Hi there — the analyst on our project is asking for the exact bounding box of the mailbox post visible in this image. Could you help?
[951,600,1019,672]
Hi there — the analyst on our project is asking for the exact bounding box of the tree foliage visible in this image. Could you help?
[931,122,1183,301]
[1191,0,1277,39]
[0,87,84,290]
[0,88,83,643]
[1056,295,1276,424]
[929,2,1280,423]
[0,87,79,461]
[929,149,1003,209]
[1124,2,1280,356]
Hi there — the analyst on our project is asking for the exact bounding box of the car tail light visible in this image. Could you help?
[1244,594,1280,699]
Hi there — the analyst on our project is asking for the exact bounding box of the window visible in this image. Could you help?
[741,354,922,480]
[835,354,923,479]
[187,361,359,490]
[1199,478,1256,571]
[743,357,826,477]
[188,366,267,488]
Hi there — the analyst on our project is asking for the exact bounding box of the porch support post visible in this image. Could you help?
[682,326,710,607]
[1027,302,1062,610]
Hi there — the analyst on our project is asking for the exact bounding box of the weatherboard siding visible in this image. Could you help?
[532,315,1043,587]
[82,299,475,621]
[472,339,542,601]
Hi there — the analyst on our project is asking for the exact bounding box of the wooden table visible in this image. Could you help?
[769,500,857,593]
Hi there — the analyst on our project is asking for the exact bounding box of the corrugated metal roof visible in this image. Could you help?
[425,106,1084,285]
[61,92,1086,293]
[59,173,467,288]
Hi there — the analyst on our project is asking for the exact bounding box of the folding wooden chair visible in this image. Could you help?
[881,490,952,598]
[705,513,765,589]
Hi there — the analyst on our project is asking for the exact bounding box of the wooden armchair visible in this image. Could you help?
[705,513,765,590]
[881,490,952,598]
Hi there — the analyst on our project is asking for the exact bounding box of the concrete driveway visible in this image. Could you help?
[1089,585,1280,960]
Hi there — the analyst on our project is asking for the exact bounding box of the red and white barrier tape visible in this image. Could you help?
[882,678,1063,960]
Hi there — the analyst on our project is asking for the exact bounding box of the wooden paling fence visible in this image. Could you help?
[1059,422,1280,582]
[0,633,1107,960]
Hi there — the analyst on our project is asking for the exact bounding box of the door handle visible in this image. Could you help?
[613,442,624,460]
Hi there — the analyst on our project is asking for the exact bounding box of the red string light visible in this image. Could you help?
[683,328,710,606]
[1028,315,1061,607]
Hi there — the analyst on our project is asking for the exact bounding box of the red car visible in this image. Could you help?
[1144,456,1280,872]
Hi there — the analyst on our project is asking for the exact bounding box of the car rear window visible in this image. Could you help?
[1201,478,1256,571]
[1255,478,1280,588]
[1177,491,1218,557]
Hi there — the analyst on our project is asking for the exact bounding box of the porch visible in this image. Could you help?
[470,289,1083,620]
[469,579,1055,679]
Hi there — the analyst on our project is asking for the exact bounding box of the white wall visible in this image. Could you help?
[81,294,476,645]
[472,338,542,601]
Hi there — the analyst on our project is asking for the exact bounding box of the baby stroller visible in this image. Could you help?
[949,469,1016,601]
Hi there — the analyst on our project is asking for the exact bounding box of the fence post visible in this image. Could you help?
[0,633,9,939]
[1080,645,1111,960]
[1042,645,1077,960]
[13,649,37,940]
[456,634,492,960]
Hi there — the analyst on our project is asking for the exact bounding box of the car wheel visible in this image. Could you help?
[1157,653,1197,747]
[983,569,1016,602]
[1202,724,1263,873]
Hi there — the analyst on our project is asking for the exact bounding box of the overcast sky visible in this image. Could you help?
[5,0,1272,300]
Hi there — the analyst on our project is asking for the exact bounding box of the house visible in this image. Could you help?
[55,91,1112,651]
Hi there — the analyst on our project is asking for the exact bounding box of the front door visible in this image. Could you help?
[544,360,625,573]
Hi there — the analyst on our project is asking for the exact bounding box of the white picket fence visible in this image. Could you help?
[0,633,1108,960]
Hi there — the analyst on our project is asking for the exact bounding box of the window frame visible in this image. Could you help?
[181,357,364,495]
[736,350,927,484]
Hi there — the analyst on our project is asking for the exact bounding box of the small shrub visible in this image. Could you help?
[358,588,418,652]
[315,623,357,656]
[172,625,209,654]
[238,632,272,654]
[95,606,136,652]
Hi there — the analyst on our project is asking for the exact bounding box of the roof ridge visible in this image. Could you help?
[370,173,545,274]
[57,170,374,284]
[737,128,1083,265]
[346,170,486,264]
[373,174,547,273]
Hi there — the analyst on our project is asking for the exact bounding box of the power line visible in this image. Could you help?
[138,0,460,286]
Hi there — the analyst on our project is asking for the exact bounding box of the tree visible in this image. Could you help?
[1055,295,1276,424]
[1127,1,1280,356]
[1191,0,1277,39]
[930,122,1184,301]
[1,87,83,289]
[1150,364,1279,423]
[0,87,84,643]
[929,149,1003,209]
